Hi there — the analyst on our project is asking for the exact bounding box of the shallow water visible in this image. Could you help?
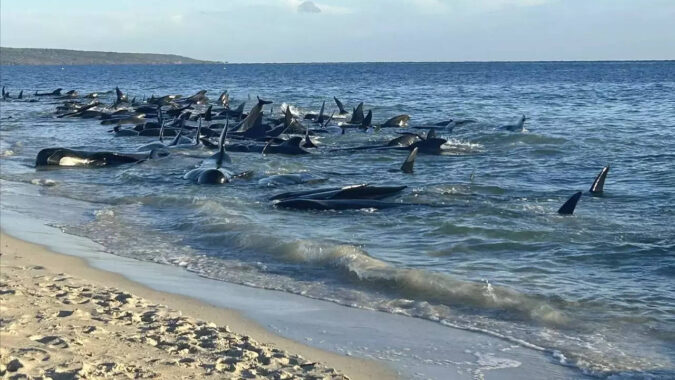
[1,62,674,377]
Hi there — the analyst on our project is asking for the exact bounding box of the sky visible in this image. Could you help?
[1,0,674,63]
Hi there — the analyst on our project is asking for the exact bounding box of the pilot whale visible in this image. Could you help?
[184,119,234,184]
[34,88,63,97]
[274,199,408,211]
[501,114,527,132]
[35,148,166,167]
[270,184,407,201]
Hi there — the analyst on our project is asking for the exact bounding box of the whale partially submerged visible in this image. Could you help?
[35,148,167,167]
[270,184,407,201]
[274,199,407,211]
[502,114,527,132]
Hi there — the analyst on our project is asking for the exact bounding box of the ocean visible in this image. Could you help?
[1,61,673,377]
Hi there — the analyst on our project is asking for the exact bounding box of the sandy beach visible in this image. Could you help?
[0,232,395,379]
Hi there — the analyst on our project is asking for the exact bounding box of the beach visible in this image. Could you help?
[0,232,393,379]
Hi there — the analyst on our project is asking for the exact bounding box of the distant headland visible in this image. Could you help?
[0,47,222,65]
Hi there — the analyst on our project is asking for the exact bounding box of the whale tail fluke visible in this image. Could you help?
[589,165,610,195]
[303,126,317,148]
[558,191,582,215]
[401,147,419,174]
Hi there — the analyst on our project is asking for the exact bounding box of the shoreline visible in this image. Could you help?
[0,231,395,379]
[0,184,585,379]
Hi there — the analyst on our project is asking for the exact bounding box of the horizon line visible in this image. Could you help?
[2,46,674,65]
[220,59,675,64]
[2,59,674,67]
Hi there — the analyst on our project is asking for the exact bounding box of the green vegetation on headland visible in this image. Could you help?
[0,47,221,65]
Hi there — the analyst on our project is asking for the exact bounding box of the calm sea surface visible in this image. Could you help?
[1,62,674,377]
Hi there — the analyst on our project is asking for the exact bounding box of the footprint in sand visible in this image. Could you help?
[29,335,69,349]
[54,310,74,318]
[16,347,51,362]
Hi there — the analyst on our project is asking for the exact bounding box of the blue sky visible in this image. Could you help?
[1,0,673,62]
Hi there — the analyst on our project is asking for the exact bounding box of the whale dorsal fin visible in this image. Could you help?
[216,117,231,167]
[284,106,293,128]
[194,117,203,146]
[426,129,436,140]
[318,100,326,123]
[558,191,582,215]
[157,107,165,143]
[362,109,372,128]
[262,140,273,155]
[115,87,124,102]
[323,112,334,128]
[351,102,364,124]
[589,165,610,195]
[518,114,527,129]
[304,127,317,148]
[334,97,347,114]
[204,105,213,122]
[401,147,418,174]
[234,102,246,116]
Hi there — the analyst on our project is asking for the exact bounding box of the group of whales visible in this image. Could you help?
[4,86,608,215]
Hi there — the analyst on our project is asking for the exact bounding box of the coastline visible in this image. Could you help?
[0,231,395,379]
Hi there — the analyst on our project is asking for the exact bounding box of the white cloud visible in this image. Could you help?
[298,0,321,13]
[170,14,184,24]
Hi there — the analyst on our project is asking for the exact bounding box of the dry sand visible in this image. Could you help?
[0,232,395,379]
